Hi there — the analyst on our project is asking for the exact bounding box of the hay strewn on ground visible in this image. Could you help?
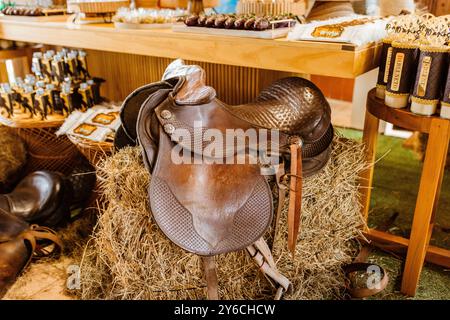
[80,136,366,300]
[0,126,27,183]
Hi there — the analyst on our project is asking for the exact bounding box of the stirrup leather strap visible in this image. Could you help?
[247,238,292,300]
[287,139,303,255]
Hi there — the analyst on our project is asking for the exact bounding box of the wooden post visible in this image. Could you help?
[401,118,450,296]
[360,109,380,224]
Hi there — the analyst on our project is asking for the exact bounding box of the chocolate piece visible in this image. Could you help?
[205,16,216,28]
[214,16,226,28]
[244,18,255,30]
[254,18,269,31]
[198,15,207,26]
[224,17,236,29]
[234,18,246,29]
[185,15,199,26]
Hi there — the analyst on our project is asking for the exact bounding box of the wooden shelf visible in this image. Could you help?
[366,89,447,134]
[0,113,65,128]
[0,19,381,78]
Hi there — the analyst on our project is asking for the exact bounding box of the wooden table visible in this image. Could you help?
[0,19,381,79]
[360,89,450,296]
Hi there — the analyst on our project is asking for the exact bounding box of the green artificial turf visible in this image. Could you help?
[337,128,450,300]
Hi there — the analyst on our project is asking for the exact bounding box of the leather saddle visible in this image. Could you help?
[0,171,67,298]
[0,171,71,228]
[117,60,333,299]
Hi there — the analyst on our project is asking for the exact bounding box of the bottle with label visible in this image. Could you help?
[51,54,66,84]
[60,82,74,116]
[31,52,44,79]
[78,82,94,111]
[77,50,90,80]
[66,51,79,79]
[34,87,52,120]
[46,83,62,115]
[42,50,55,83]
[21,85,35,118]
[0,83,15,118]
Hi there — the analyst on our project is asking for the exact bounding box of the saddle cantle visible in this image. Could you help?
[0,171,71,228]
[117,60,333,298]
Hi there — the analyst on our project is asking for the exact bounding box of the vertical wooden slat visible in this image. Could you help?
[83,49,294,104]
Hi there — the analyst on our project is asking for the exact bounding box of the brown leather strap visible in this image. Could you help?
[287,139,303,255]
[343,262,389,298]
[18,225,63,274]
[273,163,287,246]
[202,256,219,300]
[28,225,63,257]
[247,238,292,300]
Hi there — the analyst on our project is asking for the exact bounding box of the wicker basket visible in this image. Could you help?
[14,127,83,175]
[237,0,306,16]
[67,1,130,14]
[67,134,114,167]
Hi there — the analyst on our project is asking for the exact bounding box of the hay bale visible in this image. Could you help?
[0,126,27,190]
[80,135,366,300]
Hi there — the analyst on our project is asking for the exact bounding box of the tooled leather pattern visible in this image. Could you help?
[224,77,331,144]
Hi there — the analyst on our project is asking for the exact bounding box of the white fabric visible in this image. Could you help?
[287,15,388,46]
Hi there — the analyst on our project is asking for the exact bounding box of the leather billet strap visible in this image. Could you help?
[287,137,303,255]
[259,139,303,255]
[247,238,292,300]
[343,262,388,299]
[202,256,219,300]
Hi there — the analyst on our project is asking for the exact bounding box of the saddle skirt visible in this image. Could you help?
[119,59,333,256]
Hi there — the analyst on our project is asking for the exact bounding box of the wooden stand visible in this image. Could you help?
[360,89,450,296]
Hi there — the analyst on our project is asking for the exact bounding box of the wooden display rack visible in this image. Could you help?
[0,112,66,128]
[360,89,450,296]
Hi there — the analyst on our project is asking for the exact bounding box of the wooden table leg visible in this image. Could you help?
[360,110,380,224]
[401,118,450,296]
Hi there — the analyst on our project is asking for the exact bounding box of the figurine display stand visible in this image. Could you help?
[360,88,450,297]
[0,110,66,128]
[0,113,81,175]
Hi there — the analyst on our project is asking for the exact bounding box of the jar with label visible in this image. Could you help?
[440,56,450,119]
[385,41,419,109]
[411,45,449,116]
